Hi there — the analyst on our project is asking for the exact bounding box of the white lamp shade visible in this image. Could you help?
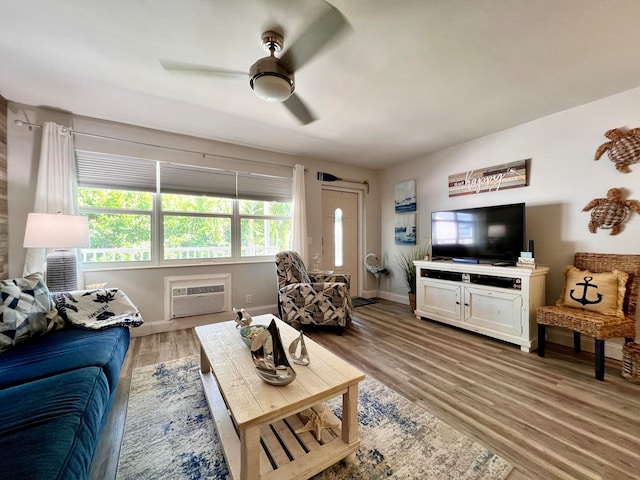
[252,74,293,102]
[23,213,90,249]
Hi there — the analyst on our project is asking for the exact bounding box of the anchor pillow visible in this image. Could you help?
[556,266,628,317]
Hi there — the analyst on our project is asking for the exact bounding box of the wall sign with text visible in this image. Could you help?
[448,159,529,197]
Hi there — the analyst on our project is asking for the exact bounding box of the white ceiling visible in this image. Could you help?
[3,0,640,169]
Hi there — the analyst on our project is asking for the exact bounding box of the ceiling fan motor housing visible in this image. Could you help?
[249,31,295,103]
[249,56,294,102]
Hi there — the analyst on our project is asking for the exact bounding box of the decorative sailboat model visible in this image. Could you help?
[250,319,296,386]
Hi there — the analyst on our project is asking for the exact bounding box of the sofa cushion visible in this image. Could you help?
[0,272,65,352]
[0,366,110,480]
[0,326,130,392]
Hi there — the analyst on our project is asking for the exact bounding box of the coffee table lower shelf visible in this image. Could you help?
[200,371,359,480]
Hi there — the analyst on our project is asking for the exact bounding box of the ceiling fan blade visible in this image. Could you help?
[280,1,351,73]
[160,59,248,78]
[283,93,317,125]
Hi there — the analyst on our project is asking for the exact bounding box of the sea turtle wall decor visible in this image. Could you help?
[594,127,640,173]
[582,188,640,235]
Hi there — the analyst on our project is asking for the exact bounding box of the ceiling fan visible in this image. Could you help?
[160,1,350,125]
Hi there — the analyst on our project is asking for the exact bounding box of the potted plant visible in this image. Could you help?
[396,241,431,313]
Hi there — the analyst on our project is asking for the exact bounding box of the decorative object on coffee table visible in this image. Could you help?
[582,187,640,235]
[250,319,296,385]
[239,324,267,347]
[288,331,310,365]
[233,307,252,328]
[594,127,640,173]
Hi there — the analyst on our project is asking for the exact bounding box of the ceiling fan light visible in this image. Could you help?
[251,74,293,102]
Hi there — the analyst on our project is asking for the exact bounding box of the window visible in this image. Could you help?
[162,193,233,260]
[76,151,292,267]
[78,188,153,262]
[240,199,291,257]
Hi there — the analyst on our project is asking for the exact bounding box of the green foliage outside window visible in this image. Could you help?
[79,189,152,261]
[78,188,292,263]
[162,193,232,214]
[164,216,231,259]
[239,199,291,256]
[79,188,152,210]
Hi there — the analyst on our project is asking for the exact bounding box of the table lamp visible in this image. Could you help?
[23,213,90,292]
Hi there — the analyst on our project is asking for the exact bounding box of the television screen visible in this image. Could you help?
[431,202,525,264]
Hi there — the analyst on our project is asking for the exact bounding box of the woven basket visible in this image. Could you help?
[622,342,640,384]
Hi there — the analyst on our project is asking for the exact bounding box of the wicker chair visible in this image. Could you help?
[275,251,353,334]
[537,252,640,380]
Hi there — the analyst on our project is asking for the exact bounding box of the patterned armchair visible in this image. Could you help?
[275,251,353,333]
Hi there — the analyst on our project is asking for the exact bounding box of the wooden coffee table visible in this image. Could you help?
[195,315,365,480]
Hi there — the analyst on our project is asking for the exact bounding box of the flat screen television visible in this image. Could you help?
[431,202,525,264]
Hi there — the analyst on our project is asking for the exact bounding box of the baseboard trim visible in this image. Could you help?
[378,291,409,305]
[132,305,278,337]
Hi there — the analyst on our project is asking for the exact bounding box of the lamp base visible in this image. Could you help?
[45,249,77,292]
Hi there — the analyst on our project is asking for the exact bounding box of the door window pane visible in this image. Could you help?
[334,208,343,267]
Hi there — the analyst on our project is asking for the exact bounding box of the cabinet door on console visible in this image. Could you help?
[463,286,523,336]
[419,279,461,322]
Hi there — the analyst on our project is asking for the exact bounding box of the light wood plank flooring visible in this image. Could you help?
[91,300,640,480]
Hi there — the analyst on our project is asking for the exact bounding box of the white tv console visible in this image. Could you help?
[414,260,549,352]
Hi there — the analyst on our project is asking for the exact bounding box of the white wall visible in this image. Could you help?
[379,86,640,358]
[6,103,380,335]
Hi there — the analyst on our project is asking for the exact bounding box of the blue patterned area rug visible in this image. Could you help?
[116,356,512,480]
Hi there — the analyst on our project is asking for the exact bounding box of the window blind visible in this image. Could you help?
[75,150,157,192]
[237,172,292,202]
[76,151,292,202]
[159,163,237,198]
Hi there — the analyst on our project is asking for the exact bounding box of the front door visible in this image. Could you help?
[321,189,359,296]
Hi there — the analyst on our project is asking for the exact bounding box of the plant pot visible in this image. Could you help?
[408,292,416,314]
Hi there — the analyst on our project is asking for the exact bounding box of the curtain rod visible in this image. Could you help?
[14,119,304,171]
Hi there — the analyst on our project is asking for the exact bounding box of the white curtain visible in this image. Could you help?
[291,164,308,264]
[23,122,82,284]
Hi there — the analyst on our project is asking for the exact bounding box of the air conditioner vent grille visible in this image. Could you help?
[172,284,225,297]
[165,274,231,319]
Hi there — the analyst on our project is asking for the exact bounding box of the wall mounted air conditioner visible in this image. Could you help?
[165,274,232,319]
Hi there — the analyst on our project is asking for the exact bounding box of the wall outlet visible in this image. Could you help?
[245,294,252,304]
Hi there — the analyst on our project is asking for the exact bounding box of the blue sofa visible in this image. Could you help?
[0,326,130,480]
[0,274,138,480]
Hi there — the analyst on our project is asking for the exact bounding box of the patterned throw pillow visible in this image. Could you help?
[556,266,628,317]
[51,288,143,330]
[0,273,65,353]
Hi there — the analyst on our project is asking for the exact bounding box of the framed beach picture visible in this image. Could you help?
[395,213,416,245]
[395,179,416,213]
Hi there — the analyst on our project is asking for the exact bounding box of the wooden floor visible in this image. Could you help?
[91,300,640,480]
